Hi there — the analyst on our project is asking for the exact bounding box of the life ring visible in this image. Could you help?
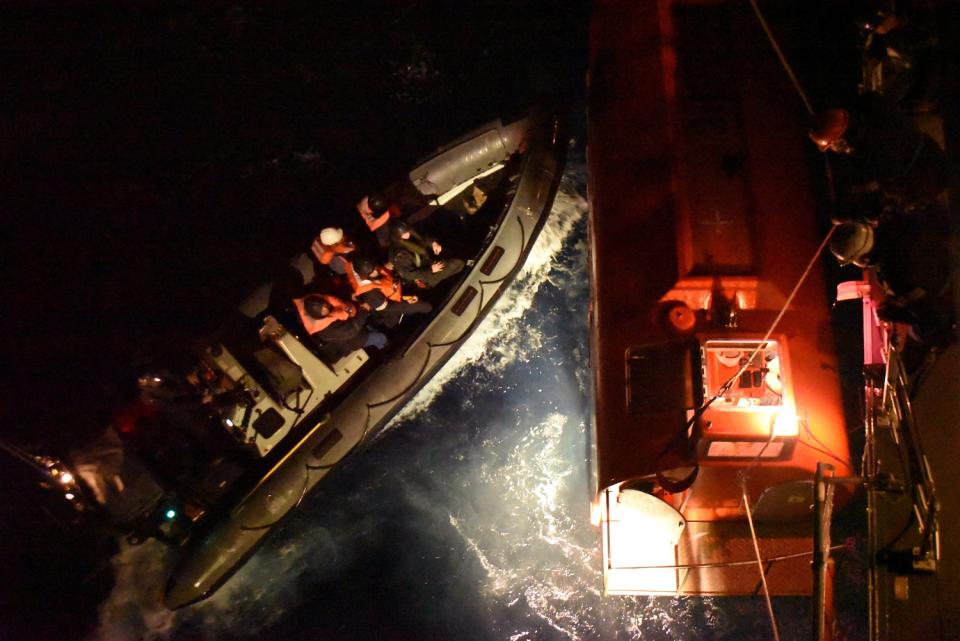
[656,465,700,493]
[715,349,742,368]
[764,355,783,395]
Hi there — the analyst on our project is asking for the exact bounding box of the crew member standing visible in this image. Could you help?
[809,91,947,207]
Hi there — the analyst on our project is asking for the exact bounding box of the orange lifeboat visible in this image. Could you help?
[588,0,852,595]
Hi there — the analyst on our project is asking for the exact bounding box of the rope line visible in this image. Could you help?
[747,0,814,115]
[741,476,782,641]
[611,544,848,571]
[689,222,840,430]
[746,0,839,206]
[714,222,841,640]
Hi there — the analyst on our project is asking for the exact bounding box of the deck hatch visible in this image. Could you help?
[673,3,757,277]
[252,408,285,438]
[451,286,479,316]
[626,340,701,415]
[480,246,505,275]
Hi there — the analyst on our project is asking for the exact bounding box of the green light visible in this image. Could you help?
[165,509,177,519]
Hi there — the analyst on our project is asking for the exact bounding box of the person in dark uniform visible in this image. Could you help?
[388,222,464,289]
[809,91,947,207]
[293,294,387,362]
[859,7,941,111]
[347,257,433,329]
[830,211,954,347]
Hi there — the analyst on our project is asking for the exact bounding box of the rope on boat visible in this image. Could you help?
[723,221,841,640]
[656,223,840,485]
[693,222,840,428]
[717,223,841,641]
[656,2,844,456]
[736,428,783,639]
[662,7,849,633]
[656,3,847,485]
[741,475,782,641]
[611,544,848,571]
[677,221,839,640]
[746,0,838,204]
[746,0,813,116]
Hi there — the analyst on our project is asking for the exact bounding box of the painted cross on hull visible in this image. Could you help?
[699,209,734,235]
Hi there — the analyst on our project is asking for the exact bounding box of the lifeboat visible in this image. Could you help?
[96,109,569,608]
[588,0,852,596]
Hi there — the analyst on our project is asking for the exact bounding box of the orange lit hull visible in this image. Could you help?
[588,0,851,595]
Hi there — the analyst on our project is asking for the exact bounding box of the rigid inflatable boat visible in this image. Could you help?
[102,109,564,608]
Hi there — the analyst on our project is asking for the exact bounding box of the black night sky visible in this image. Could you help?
[2,1,586,447]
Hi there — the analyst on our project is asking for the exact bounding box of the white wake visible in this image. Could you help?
[386,168,589,428]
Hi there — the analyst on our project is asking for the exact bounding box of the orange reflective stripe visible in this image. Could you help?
[318,241,354,265]
[357,196,391,231]
[349,268,402,302]
[293,295,351,335]
[363,210,390,231]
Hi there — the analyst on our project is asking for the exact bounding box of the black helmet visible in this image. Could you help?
[830,222,875,267]
[389,222,410,242]
[368,194,389,214]
[353,257,378,277]
[303,295,330,319]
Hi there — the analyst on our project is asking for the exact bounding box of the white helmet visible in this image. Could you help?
[319,227,344,246]
[830,222,875,267]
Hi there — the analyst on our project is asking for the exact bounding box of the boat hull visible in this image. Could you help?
[164,110,565,609]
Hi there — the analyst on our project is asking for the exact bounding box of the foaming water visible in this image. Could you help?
[92,540,175,641]
[388,166,590,426]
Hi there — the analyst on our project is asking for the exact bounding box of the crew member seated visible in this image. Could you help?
[388,222,464,289]
[293,294,387,362]
[357,193,399,249]
[310,227,355,275]
[348,257,433,329]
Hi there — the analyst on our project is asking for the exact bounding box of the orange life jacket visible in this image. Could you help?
[347,266,403,303]
[357,196,392,231]
[293,294,353,335]
[317,240,355,265]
